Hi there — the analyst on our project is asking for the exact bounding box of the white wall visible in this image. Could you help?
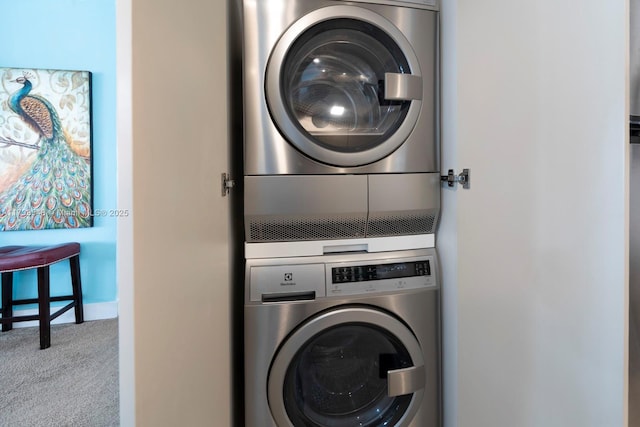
[116,0,134,423]
[440,1,628,426]
[628,1,640,425]
[630,144,640,425]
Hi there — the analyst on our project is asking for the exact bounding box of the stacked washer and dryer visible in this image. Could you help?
[238,0,442,425]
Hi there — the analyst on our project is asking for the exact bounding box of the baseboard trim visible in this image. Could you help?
[6,301,118,328]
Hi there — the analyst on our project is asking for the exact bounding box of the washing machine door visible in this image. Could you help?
[265,6,425,167]
[268,307,426,427]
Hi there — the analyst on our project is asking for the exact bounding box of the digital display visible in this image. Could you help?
[331,260,430,284]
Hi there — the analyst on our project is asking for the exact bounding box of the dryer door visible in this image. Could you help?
[268,307,426,427]
[265,6,426,167]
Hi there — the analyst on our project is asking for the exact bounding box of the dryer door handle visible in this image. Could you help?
[387,365,426,397]
[384,73,423,101]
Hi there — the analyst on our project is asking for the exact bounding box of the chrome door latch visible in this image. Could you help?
[221,173,235,197]
[441,169,470,189]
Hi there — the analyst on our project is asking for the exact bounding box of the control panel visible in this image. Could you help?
[326,256,435,296]
[249,254,436,302]
[330,260,430,283]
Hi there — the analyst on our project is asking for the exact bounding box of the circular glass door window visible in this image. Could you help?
[266,10,423,167]
[282,323,413,427]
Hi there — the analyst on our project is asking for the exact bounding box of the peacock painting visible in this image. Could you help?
[0,68,92,231]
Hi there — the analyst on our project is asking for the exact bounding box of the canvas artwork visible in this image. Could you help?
[0,67,92,231]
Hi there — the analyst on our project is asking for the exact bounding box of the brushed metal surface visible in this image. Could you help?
[267,307,425,426]
[385,73,423,100]
[244,248,441,427]
[369,173,440,214]
[244,174,440,241]
[241,0,439,174]
[388,365,426,397]
[264,5,424,168]
[244,175,367,216]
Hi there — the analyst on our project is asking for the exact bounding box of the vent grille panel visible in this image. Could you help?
[367,211,438,237]
[246,210,440,242]
[247,215,367,242]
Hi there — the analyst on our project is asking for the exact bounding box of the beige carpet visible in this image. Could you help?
[0,318,119,427]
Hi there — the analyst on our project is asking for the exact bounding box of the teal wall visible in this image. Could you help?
[0,0,117,306]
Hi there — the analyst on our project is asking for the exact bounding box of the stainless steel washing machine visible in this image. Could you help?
[240,0,441,243]
[244,248,441,426]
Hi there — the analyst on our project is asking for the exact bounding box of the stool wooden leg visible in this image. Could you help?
[1,272,13,332]
[37,266,51,350]
[69,255,84,324]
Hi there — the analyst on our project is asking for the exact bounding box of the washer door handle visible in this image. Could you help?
[387,365,426,397]
[384,73,423,101]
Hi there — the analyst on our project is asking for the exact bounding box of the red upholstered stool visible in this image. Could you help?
[0,243,83,349]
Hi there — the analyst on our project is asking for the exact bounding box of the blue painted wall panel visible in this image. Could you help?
[0,0,117,305]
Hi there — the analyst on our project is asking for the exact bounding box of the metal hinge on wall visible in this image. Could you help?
[441,169,470,189]
[221,173,235,197]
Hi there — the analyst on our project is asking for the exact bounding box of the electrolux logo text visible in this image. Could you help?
[281,272,295,286]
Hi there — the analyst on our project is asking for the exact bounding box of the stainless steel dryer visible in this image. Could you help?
[240,0,441,243]
[244,248,441,426]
